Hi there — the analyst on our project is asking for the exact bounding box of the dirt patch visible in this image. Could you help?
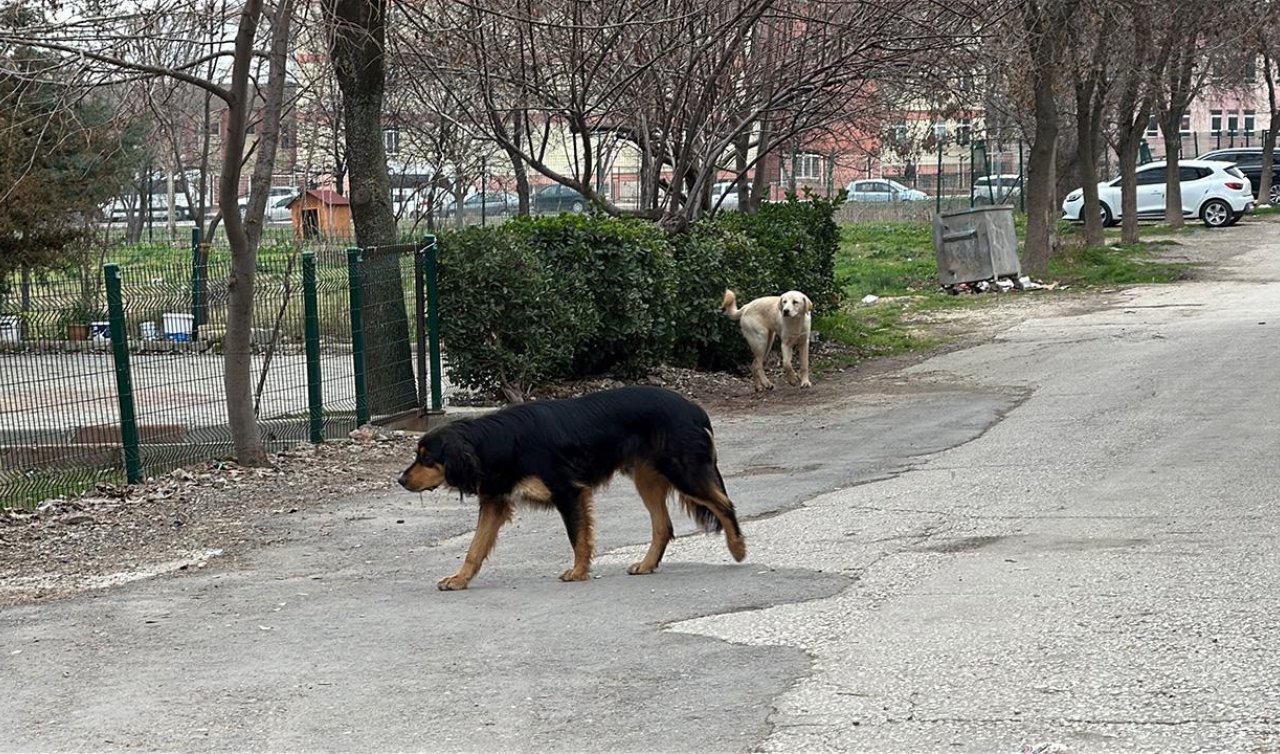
[0,283,1112,608]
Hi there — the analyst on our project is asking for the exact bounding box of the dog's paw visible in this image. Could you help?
[626,561,657,575]
[800,379,812,388]
[437,575,470,591]
[559,568,591,582]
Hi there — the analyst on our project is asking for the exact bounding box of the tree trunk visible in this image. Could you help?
[505,111,531,215]
[1260,52,1278,207]
[327,0,417,417]
[1020,0,1078,276]
[220,0,269,466]
[1074,68,1105,247]
[1162,129,1184,228]
[1023,86,1059,275]
[1117,136,1142,244]
[749,119,773,211]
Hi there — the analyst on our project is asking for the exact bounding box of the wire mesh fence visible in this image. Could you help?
[1,235,439,509]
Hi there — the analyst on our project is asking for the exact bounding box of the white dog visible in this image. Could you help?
[721,289,813,391]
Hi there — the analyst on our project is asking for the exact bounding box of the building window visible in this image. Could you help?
[383,128,400,156]
[794,153,824,180]
[1244,110,1256,133]
[1210,110,1223,135]
[1180,113,1192,134]
[1227,112,1240,134]
[1145,115,1159,137]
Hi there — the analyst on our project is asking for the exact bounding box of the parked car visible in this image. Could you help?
[533,184,588,214]
[972,174,1023,205]
[102,195,192,222]
[710,180,742,211]
[844,179,928,202]
[237,186,297,215]
[1198,148,1280,205]
[1061,159,1255,228]
[237,189,296,222]
[442,191,517,217]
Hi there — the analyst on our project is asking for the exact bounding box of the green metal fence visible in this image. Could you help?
[0,235,442,509]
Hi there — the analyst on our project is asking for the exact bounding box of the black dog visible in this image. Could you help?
[398,386,746,590]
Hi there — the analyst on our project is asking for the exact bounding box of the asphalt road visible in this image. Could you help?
[3,219,1279,752]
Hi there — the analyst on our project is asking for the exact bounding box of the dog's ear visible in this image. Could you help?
[441,438,482,493]
[803,294,813,314]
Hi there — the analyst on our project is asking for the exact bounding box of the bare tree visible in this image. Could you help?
[1006,0,1081,275]
[402,0,984,227]
[1067,0,1113,248]
[324,0,417,416]
[1246,0,1280,207]
[0,0,298,465]
[1151,4,1239,227]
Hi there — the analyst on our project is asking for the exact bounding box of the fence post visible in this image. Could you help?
[1018,141,1026,214]
[302,252,324,443]
[413,242,428,413]
[103,264,143,484]
[346,246,370,427]
[424,235,444,413]
[190,226,203,339]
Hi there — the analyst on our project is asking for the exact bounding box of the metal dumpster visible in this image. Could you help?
[932,206,1021,286]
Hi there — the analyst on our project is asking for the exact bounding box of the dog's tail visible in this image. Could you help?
[722,289,742,321]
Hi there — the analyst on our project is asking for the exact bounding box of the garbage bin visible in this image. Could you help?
[932,205,1021,286]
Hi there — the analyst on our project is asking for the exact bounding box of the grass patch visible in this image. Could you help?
[1,468,126,510]
[818,220,988,369]
[835,222,937,298]
[819,216,1196,372]
[1049,241,1194,285]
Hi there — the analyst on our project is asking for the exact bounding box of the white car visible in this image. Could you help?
[972,174,1023,205]
[237,187,298,222]
[845,178,928,202]
[710,180,742,211]
[1062,160,1254,228]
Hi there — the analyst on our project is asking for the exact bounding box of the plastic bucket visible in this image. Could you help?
[140,321,160,340]
[0,315,19,343]
[163,312,194,341]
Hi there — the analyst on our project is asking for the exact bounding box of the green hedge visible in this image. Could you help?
[436,197,842,393]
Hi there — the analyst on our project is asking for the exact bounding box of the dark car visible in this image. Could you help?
[533,184,588,214]
[441,191,517,217]
[1199,148,1280,205]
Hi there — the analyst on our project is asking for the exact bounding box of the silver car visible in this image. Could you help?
[972,174,1023,205]
[845,179,928,202]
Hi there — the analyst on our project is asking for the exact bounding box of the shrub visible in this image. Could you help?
[717,195,843,311]
[514,215,677,378]
[435,198,843,393]
[436,225,578,393]
[668,221,763,369]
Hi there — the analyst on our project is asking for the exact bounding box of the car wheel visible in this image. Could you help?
[1099,203,1115,227]
[1200,198,1232,228]
[1269,183,1280,205]
[571,200,585,213]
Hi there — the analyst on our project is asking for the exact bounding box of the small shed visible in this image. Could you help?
[289,189,352,240]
